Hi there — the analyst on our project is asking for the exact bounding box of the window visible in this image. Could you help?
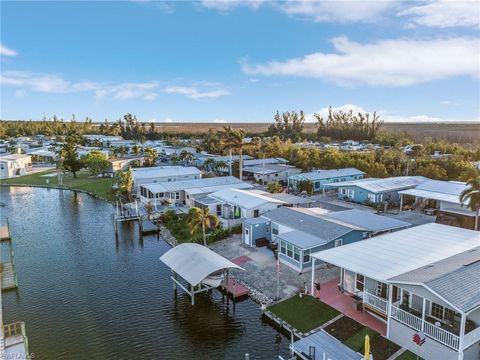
[348,189,354,199]
[216,204,221,216]
[245,229,249,235]
[303,249,310,263]
[315,181,320,189]
[356,274,364,292]
[334,239,343,247]
[286,244,293,258]
[175,192,180,200]
[253,209,259,218]
[293,247,300,261]
[266,226,270,233]
[341,188,347,195]
[280,241,286,255]
[431,302,456,321]
[368,193,377,202]
[362,232,369,239]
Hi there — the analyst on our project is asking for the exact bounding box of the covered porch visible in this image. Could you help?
[389,285,480,351]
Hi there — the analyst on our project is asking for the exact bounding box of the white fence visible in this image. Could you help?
[363,291,387,314]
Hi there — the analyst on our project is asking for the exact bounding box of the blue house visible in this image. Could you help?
[330,176,428,205]
[288,168,365,193]
[242,207,410,272]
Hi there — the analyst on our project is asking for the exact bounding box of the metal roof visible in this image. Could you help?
[141,176,249,194]
[399,180,468,205]
[328,176,428,193]
[159,243,243,286]
[293,168,365,181]
[243,158,288,167]
[252,191,315,205]
[242,164,298,175]
[292,330,363,360]
[311,223,480,282]
[390,247,480,312]
[324,209,410,232]
[263,207,355,240]
[132,166,201,179]
[277,230,329,249]
[209,188,286,209]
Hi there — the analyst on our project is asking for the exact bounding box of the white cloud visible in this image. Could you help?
[306,104,368,122]
[130,0,174,13]
[278,0,396,23]
[242,36,480,86]
[398,0,480,28]
[163,85,230,99]
[95,81,159,101]
[163,117,173,123]
[200,0,265,11]
[213,119,227,123]
[0,43,17,57]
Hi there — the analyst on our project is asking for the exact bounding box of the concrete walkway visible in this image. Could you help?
[210,234,339,300]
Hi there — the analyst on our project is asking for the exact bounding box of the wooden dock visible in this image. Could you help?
[0,226,10,241]
[140,220,160,235]
[0,263,17,291]
[222,278,249,298]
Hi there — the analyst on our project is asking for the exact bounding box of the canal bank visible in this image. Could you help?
[0,186,290,359]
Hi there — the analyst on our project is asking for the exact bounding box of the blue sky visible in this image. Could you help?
[1,0,479,123]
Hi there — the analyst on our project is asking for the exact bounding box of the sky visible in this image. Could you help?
[1,0,479,123]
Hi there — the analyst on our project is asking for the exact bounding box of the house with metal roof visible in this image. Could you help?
[242,207,410,272]
[329,176,428,205]
[132,166,202,191]
[288,168,365,193]
[0,153,32,179]
[242,163,301,184]
[399,180,476,230]
[310,223,480,360]
[138,176,252,205]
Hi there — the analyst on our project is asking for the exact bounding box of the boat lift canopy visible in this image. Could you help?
[160,243,244,305]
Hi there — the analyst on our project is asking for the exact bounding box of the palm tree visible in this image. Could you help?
[220,126,247,180]
[179,150,194,165]
[203,158,216,172]
[187,207,219,246]
[214,160,228,175]
[460,172,480,230]
[131,144,140,155]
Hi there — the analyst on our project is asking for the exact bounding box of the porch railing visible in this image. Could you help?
[390,305,461,351]
[463,326,480,350]
[424,321,460,351]
[363,291,387,314]
[390,305,422,331]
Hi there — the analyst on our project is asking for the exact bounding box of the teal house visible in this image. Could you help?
[288,168,365,193]
[242,207,410,272]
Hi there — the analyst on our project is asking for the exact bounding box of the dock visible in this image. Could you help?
[0,222,29,359]
[0,226,10,241]
[139,220,160,235]
[222,278,250,298]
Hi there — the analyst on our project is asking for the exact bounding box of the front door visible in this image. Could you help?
[244,227,250,245]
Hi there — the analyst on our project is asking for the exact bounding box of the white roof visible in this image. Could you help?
[399,180,467,205]
[185,182,253,195]
[311,223,480,282]
[159,243,243,286]
[133,166,201,179]
[328,176,428,193]
[0,153,31,161]
[295,168,365,181]
[141,176,251,194]
[210,188,286,209]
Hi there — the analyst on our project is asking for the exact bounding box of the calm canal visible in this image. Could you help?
[0,187,289,359]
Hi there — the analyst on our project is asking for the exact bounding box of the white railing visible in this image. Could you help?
[390,305,422,331]
[363,291,388,314]
[424,321,460,351]
[391,305,461,351]
[463,325,480,350]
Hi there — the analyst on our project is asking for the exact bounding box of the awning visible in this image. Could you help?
[159,243,243,286]
[399,188,463,205]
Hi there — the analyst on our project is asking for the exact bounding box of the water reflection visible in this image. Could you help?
[0,187,288,360]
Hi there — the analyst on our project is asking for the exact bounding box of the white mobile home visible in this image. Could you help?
[132,166,202,191]
[0,154,32,179]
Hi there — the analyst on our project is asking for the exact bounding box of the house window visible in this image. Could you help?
[253,209,259,218]
[341,188,347,195]
[266,226,270,233]
[356,274,364,292]
[368,193,377,202]
[431,302,456,321]
[348,189,355,199]
[245,229,249,235]
[286,244,293,258]
[293,247,300,261]
[334,239,343,247]
[280,241,286,255]
[303,249,310,263]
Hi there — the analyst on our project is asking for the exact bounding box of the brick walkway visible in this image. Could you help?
[315,278,387,336]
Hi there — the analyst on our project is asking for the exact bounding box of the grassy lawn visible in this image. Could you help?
[325,316,400,360]
[267,295,340,333]
[396,351,423,360]
[2,169,117,202]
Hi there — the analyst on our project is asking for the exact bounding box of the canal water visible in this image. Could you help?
[0,187,289,360]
